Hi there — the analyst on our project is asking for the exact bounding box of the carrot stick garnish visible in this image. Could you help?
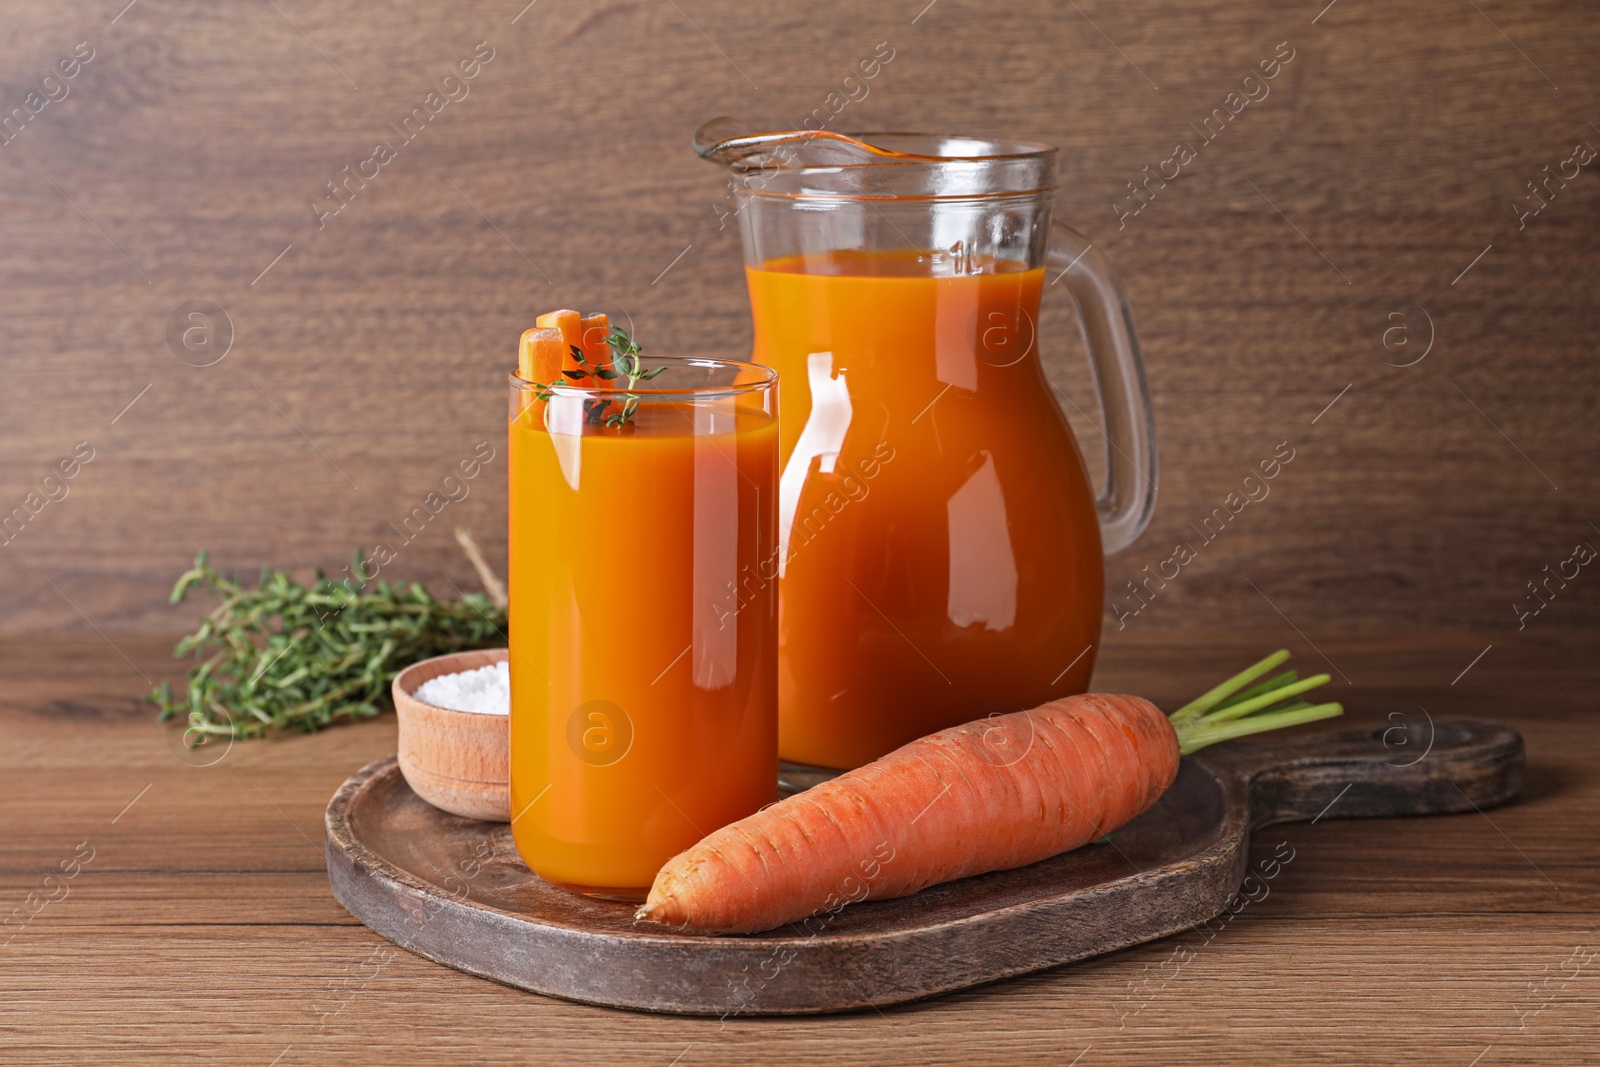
[517,326,566,383]
[535,309,584,377]
[578,312,611,371]
[577,312,614,421]
[535,308,581,348]
[525,313,658,428]
[638,651,1342,935]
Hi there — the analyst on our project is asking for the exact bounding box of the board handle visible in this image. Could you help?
[1196,716,1524,828]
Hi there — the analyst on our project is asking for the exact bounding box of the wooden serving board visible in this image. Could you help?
[324,718,1522,1015]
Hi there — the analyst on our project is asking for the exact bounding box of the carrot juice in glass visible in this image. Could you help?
[507,356,779,898]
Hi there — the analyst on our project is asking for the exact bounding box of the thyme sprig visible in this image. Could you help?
[602,325,667,428]
[151,549,506,739]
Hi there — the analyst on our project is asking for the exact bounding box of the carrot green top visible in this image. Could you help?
[1169,649,1342,755]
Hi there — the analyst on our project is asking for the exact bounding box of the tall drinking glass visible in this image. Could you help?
[507,358,779,899]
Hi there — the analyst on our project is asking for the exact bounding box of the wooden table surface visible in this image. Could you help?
[3,629,1594,1066]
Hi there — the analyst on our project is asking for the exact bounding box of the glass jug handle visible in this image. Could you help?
[1045,220,1158,554]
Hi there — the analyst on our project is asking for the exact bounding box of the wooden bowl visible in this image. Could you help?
[391,648,510,822]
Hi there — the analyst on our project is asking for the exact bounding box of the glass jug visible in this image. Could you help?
[696,120,1157,770]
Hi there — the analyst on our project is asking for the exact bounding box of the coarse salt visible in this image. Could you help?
[412,660,510,715]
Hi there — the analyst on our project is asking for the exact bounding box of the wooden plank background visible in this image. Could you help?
[1,0,1595,638]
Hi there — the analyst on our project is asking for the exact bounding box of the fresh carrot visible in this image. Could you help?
[518,326,567,383]
[637,650,1342,935]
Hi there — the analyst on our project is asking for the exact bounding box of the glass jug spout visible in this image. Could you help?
[694,117,1061,201]
[693,117,900,169]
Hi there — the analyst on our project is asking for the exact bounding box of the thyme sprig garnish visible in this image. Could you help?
[529,325,664,429]
[603,325,668,427]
